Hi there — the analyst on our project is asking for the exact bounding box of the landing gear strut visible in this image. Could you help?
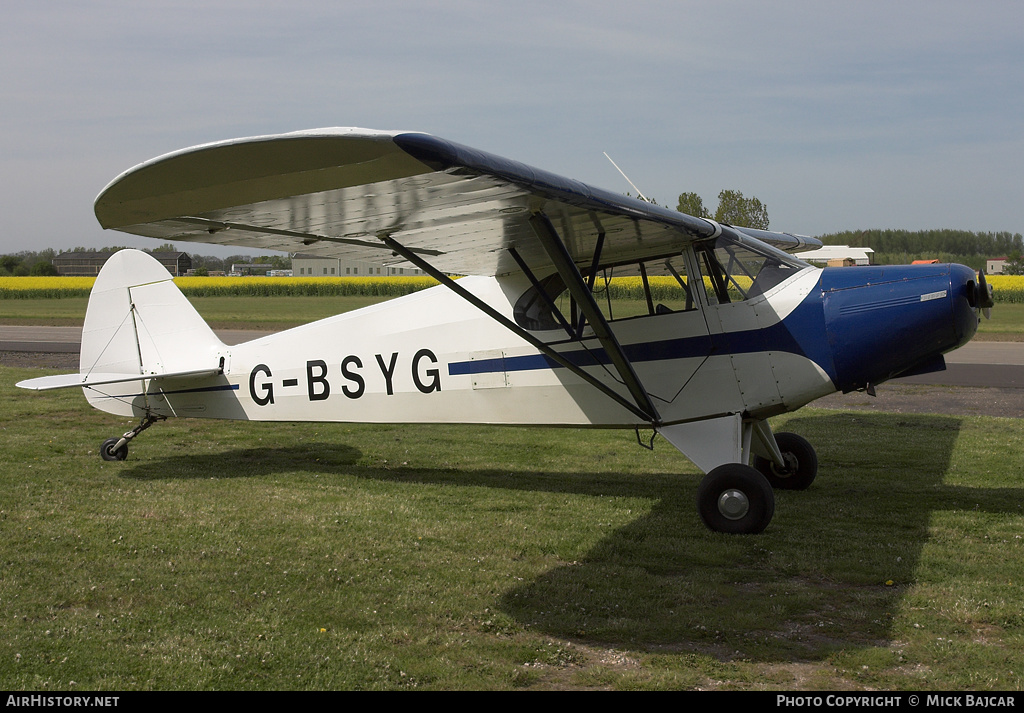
[99,413,165,461]
[753,432,818,490]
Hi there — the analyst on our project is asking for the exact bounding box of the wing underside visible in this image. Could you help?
[95,128,819,277]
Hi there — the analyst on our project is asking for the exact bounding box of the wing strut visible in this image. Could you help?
[377,233,656,424]
[527,213,661,425]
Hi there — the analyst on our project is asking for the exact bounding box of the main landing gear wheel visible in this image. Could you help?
[753,432,817,490]
[697,464,775,534]
[100,437,128,462]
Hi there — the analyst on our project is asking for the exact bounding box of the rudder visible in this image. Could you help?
[80,249,226,415]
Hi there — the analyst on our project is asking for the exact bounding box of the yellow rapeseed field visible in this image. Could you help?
[984,275,1024,302]
[0,276,439,299]
[4,273,1024,301]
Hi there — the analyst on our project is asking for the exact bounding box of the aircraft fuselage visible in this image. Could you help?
[106,260,979,430]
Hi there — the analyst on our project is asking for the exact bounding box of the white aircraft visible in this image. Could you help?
[17,128,993,534]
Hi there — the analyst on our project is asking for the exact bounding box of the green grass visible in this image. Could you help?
[976,303,1024,339]
[3,367,1024,689]
[0,296,390,330]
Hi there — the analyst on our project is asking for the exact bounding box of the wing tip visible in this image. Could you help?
[93,128,434,230]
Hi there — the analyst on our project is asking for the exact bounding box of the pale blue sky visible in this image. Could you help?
[3,1,1022,256]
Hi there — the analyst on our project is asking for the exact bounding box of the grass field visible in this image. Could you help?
[0,296,387,331]
[3,281,1024,689]
[3,367,1024,690]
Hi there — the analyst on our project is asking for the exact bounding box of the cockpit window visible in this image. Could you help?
[512,234,807,332]
[696,234,807,304]
[513,253,698,333]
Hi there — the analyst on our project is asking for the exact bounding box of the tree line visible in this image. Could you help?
[818,229,1024,271]
[673,193,1022,270]
[819,229,1023,258]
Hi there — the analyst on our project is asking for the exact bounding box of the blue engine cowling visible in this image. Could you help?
[822,263,980,393]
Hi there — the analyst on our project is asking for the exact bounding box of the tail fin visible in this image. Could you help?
[18,250,226,417]
[80,249,223,378]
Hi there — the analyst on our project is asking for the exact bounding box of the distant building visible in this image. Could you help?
[987,257,1008,274]
[795,246,874,266]
[291,253,425,277]
[54,251,191,277]
[229,263,275,276]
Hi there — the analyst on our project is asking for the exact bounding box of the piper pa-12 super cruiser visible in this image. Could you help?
[17,128,993,534]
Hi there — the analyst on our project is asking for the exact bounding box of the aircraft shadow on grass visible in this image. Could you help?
[118,411,1023,662]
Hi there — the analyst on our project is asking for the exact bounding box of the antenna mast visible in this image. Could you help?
[603,152,651,203]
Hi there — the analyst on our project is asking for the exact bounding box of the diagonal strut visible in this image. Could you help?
[377,232,657,424]
[527,213,661,425]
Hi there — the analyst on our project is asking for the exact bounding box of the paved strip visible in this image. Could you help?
[0,325,271,350]
[893,363,1024,388]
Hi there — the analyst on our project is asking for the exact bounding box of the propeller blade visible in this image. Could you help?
[976,270,995,311]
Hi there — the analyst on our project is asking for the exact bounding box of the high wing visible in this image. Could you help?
[95,127,819,277]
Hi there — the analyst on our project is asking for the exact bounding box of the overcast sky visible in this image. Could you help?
[3,1,1022,257]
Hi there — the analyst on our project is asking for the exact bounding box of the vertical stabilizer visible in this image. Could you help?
[79,250,226,415]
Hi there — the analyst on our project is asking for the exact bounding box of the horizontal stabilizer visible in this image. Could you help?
[16,366,224,392]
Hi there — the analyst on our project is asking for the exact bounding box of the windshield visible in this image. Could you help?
[696,234,808,304]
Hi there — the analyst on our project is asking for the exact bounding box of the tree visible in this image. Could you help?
[674,189,770,229]
[714,190,769,230]
[254,254,291,269]
[30,261,58,276]
[0,255,20,274]
[1004,250,1024,275]
[676,192,710,218]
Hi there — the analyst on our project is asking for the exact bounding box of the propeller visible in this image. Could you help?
[969,270,995,319]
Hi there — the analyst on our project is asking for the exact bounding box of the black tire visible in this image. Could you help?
[100,437,128,462]
[697,463,775,534]
[754,432,817,490]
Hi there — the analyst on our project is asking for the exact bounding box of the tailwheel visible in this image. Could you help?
[98,413,165,462]
[100,437,128,461]
[753,432,817,490]
[697,463,775,534]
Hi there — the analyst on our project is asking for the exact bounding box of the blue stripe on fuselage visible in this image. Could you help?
[448,287,836,383]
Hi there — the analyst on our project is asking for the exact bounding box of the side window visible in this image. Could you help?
[514,273,566,331]
[645,255,697,315]
[512,253,699,332]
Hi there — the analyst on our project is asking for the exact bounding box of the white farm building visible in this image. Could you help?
[795,245,874,267]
